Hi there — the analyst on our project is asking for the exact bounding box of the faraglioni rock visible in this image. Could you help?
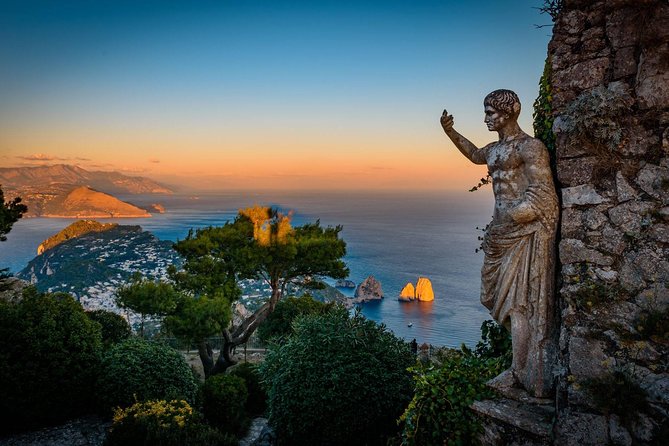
[352,276,384,303]
[415,277,434,302]
[398,282,416,302]
[335,279,356,288]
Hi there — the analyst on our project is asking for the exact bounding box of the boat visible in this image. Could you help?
[408,322,413,327]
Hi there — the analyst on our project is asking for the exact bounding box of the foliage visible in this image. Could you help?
[468,173,492,192]
[105,399,236,446]
[164,292,232,345]
[635,306,669,343]
[0,288,102,433]
[259,307,414,446]
[538,0,563,22]
[398,321,510,446]
[96,338,198,412]
[560,85,632,153]
[257,295,334,343]
[585,369,650,427]
[86,309,132,347]
[227,362,267,416]
[0,185,27,242]
[533,56,556,175]
[202,374,249,434]
[572,279,624,312]
[116,273,181,336]
[169,205,349,376]
[472,320,512,366]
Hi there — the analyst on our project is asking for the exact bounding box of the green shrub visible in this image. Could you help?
[202,374,248,434]
[227,362,267,415]
[398,320,510,446]
[0,288,102,433]
[97,338,198,412]
[257,295,333,343]
[104,399,236,446]
[259,307,414,446]
[586,369,650,427]
[86,309,132,347]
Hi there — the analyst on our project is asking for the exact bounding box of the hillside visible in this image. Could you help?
[37,220,118,255]
[37,186,151,218]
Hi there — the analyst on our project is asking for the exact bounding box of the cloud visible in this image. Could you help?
[148,158,161,164]
[15,153,91,162]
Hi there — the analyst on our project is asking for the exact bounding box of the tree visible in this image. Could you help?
[0,186,28,290]
[259,307,415,445]
[168,206,348,376]
[0,185,27,242]
[116,273,180,337]
[257,295,334,343]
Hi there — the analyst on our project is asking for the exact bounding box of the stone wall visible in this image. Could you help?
[550,0,669,444]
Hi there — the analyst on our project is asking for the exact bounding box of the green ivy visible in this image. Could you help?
[533,56,556,175]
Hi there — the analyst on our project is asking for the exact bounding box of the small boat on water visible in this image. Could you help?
[408,322,413,327]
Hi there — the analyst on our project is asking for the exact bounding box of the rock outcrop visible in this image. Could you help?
[398,278,434,302]
[335,279,356,289]
[37,220,117,255]
[350,276,383,304]
[399,282,415,301]
[415,277,434,302]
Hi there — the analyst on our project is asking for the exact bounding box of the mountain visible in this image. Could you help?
[0,164,173,194]
[0,164,171,217]
[36,186,151,218]
[37,220,118,255]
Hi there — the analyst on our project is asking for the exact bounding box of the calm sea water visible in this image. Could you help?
[0,190,494,347]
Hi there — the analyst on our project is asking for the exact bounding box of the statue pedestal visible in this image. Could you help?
[470,372,555,446]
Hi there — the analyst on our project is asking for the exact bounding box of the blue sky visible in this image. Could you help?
[0,0,554,190]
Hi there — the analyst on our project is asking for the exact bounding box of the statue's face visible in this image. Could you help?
[484,105,509,132]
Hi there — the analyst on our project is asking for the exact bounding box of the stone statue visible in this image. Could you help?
[441,89,559,397]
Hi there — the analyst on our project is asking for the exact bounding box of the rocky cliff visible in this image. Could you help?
[415,277,434,302]
[399,282,416,301]
[351,275,384,304]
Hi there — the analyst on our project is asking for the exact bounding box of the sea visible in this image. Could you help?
[0,189,495,348]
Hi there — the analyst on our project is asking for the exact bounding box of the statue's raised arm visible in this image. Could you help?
[440,109,486,165]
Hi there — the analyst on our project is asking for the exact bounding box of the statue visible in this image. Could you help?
[441,89,559,397]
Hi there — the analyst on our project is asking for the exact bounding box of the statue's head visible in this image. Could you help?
[483,89,521,121]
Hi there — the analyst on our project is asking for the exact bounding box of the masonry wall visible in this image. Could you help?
[550,0,669,444]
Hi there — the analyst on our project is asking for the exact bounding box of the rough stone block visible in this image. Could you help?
[583,208,608,230]
[636,163,669,202]
[558,157,598,186]
[555,411,610,445]
[606,8,641,49]
[569,335,610,381]
[620,249,669,290]
[609,415,633,446]
[561,208,585,238]
[612,46,637,80]
[554,57,610,93]
[601,224,627,255]
[562,184,606,207]
[608,201,654,233]
[637,43,669,110]
[560,238,614,266]
[649,224,669,244]
[615,171,639,202]
[562,10,587,35]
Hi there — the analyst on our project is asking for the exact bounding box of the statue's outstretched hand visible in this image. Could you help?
[440,109,454,132]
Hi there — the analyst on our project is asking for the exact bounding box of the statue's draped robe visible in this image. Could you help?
[481,181,558,397]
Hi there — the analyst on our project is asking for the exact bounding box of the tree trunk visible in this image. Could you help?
[198,341,215,378]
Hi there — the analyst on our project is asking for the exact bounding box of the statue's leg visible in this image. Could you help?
[510,311,530,385]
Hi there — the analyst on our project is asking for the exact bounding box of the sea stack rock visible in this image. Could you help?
[354,276,384,301]
[398,282,415,302]
[415,277,434,302]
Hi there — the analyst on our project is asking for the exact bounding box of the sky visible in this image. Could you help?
[0,0,554,192]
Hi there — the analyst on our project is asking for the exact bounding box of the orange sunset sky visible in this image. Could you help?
[1,1,552,192]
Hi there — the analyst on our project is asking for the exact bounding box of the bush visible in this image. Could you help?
[398,320,510,446]
[228,362,267,415]
[104,399,236,446]
[259,307,414,446]
[86,309,132,347]
[0,288,102,433]
[257,295,333,343]
[202,374,248,434]
[97,338,198,412]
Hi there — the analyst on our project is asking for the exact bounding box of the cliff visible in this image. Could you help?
[38,186,151,218]
[399,283,415,301]
[38,220,118,255]
[350,275,384,304]
[415,277,434,302]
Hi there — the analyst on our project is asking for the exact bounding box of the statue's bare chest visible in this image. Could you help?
[486,142,523,175]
